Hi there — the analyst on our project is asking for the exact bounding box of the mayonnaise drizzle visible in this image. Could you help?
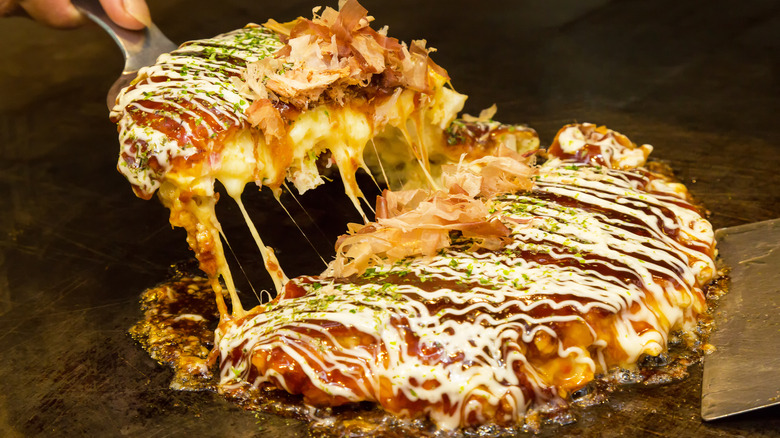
[110,26,283,197]
[555,124,653,169]
[217,159,716,429]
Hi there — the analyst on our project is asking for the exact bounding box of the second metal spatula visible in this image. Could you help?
[702,218,780,420]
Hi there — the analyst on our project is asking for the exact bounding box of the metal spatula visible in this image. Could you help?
[72,0,178,109]
[701,218,780,420]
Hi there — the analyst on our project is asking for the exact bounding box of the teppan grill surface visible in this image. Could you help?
[1,0,779,436]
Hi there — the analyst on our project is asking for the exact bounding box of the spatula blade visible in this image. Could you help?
[702,218,780,420]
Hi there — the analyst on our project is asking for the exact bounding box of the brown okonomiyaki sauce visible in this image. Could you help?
[129,167,728,437]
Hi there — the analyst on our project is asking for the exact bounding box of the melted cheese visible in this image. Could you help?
[233,195,288,295]
[111,14,716,431]
[551,123,653,170]
[112,24,468,317]
[216,159,716,429]
[111,26,283,197]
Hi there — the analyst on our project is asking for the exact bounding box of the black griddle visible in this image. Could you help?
[1,0,779,436]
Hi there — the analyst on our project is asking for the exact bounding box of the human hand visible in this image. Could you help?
[0,0,151,29]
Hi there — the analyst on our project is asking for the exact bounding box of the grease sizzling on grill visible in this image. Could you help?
[131,268,723,436]
[214,128,716,430]
[131,123,720,434]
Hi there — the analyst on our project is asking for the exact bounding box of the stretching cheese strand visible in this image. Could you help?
[216,124,716,429]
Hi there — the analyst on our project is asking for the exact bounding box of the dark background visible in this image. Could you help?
[1,0,778,436]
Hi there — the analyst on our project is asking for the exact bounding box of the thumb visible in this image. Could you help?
[99,0,150,30]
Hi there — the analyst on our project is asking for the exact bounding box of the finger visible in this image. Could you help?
[17,0,86,28]
[99,0,150,30]
[0,0,20,18]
